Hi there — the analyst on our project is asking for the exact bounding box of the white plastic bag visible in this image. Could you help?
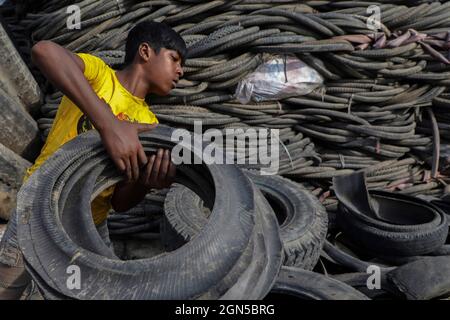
[235,54,323,104]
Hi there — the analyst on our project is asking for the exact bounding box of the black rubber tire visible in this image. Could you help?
[337,192,448,257]
[164,171,327,270]
[268,266,370,300]
[334,172,449,257]
[17,126,283,300]
[248,172,327,270]
[431,199,450,219]
[322,240,395,273]
[386,256,450,300]
[220,188,284,300]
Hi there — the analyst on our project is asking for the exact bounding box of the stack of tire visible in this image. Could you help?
[16,127,287,299]
[20,127,450,300]
[0,20,41,223]
[2,0,450,300]
[16,127,371,300]
[7,0,449,194]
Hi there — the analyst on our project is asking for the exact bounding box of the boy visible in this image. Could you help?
[0,21,186,299]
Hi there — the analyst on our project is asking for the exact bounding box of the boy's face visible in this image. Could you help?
[143,45,184,96]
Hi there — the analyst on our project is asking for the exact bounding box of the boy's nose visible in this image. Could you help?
[177,66,184,78]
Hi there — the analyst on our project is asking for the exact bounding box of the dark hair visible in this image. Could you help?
[124,21,187,66]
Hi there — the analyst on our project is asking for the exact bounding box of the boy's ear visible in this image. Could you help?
[138,43,155,62]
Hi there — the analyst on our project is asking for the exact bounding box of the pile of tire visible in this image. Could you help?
[15,127,325,299]
[17,127,280,299]
[17,128,450,300]
[3,0,447,193]
[321,171,450,300]
[16,126,390,300]
[0,0,450,300]
[0,19,41,222]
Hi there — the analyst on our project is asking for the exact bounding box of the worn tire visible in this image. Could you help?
[386,256,450,300]
[337,192,448,257]
[334,172,449,257]
[17,126,283,300]
[164,171,327,269]
[268,266,370,300]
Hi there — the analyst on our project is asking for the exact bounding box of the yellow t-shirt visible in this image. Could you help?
[24,53,159,225]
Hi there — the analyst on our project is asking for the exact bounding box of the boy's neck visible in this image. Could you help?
[115,65,149,99]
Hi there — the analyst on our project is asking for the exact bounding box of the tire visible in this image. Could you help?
[247,172,327,269]
[386,256,450,300]
[334,172,448,257]
[17,126,283,300]
[267,266,369,300]
[0,142,31,220]
[322,240,395,273]
[431,199,450,219]
[0,22,41,113]
[221,188,284,300]
[0,87,41,161]
[164,171,328,270]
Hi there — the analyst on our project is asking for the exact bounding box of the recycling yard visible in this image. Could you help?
[0,0,450,301]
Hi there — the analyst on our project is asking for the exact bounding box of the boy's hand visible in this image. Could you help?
[110,148,176,213]
[99,118,157,182]
[138,148,176,190]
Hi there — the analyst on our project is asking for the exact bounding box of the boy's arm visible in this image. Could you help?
[111,149,176,212]
[31,40,155,181]
[110,181,149,213]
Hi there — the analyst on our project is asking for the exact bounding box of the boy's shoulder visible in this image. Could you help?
[77,52,107,65]
[76,53,114,87]
[77,52,113,73]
